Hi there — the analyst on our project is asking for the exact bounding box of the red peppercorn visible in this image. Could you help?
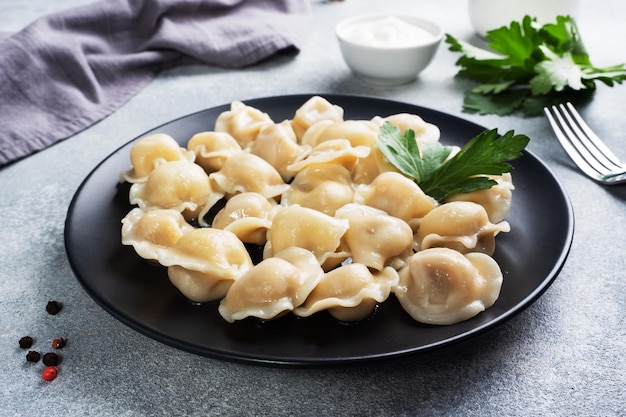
[42,366,58,381]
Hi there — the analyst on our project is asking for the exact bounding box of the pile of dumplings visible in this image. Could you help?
[120,96,514,326]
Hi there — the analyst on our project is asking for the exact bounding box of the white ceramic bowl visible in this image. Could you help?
[469,0,581,37]
[336,14,443,85]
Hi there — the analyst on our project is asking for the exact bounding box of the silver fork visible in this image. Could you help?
[544,102,626,185]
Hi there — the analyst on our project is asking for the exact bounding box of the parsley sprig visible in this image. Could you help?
[377,122,530,202]
[446,15,626,116]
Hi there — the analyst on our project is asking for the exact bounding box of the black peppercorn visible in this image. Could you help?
[26,350,41,363]
[45,301,62,315]
[19,336,34,349]
[42,352,60,367]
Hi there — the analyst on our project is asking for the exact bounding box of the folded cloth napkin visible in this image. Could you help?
[0,0,310,167]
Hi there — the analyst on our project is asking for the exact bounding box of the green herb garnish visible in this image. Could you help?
[445,15,626,116]
[377,122,530,201]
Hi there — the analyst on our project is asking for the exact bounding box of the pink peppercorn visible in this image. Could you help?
[42,366,58,381]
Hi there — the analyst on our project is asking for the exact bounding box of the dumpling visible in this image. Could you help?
[265,205,350,269]
[186,131,241,173]
[158,228,253,303]
[281,163,355,216]
[394,248,503,325]
[294,263,399,322]
[291,96,344,140]
[352,147,390,185]
[121,133,195,183]
[121,208,195,261]
[299,121,381,184]
[371,113,440,144]
[286,139,370,174]
[354,172,438,229]
[301,120,379,148]
[218,247,324,322]
[445,173,514,223]
[249,120,308,181]
[300,120,335,148]
[214,101,274,148]
[335,204,414,271]
[415,201,510,255]
[128,160,223,222]
[344,146,395,185]
[209,152,290,200]
[212,192,278,245]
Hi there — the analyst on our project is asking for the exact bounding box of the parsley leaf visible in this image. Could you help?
[465,88,529,115]
[446,15,626,116]
[377,122,530,201]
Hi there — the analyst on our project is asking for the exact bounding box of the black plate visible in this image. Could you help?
[65,94,574,366]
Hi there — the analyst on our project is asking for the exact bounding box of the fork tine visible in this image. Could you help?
[562,103,623,170]
[544,106,608,179]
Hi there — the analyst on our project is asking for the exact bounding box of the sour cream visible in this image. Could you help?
[340,16,436,48]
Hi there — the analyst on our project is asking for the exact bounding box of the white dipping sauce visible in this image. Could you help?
[341,16,435,48]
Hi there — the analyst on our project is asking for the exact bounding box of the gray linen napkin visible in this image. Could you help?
[0,0,310,167]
